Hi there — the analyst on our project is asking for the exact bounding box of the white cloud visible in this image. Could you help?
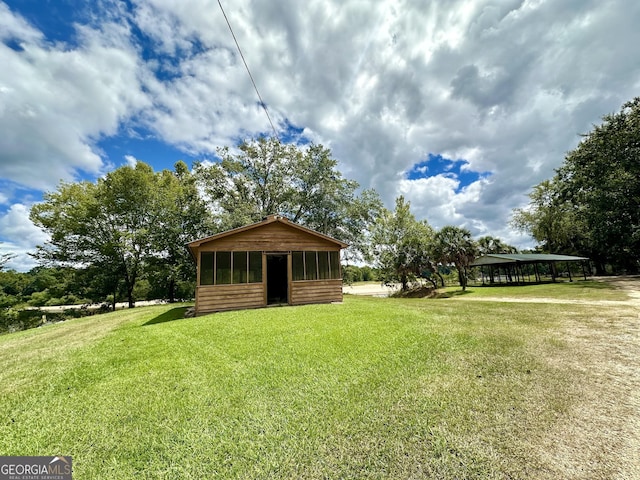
[0,6,149,192]
[0,203,48,271]
[0,2,42,44]
[124,155,139,167]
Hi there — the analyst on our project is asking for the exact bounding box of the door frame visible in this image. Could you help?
[263,252,291,305]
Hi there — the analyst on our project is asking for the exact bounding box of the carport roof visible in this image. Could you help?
[471,253,589,267]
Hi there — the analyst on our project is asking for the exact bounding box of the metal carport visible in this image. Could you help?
[470,254,590,284]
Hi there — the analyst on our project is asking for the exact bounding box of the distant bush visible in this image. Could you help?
[343,265,380,284]
[389,285,437,298]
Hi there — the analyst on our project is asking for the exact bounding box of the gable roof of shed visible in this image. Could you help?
[187,214,349,255]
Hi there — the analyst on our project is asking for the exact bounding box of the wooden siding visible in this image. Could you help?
[198,222,340,252]
[291,279,343,305]
[196,283,265,314]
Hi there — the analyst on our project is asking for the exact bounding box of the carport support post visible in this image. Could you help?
[566,261,573,282]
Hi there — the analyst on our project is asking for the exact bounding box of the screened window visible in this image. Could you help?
[292,251,305,281]
[318,251,330,280]
[201,251,263,285]
[291,251,341,281]
[305,251,318,280]
[329,251,340,278]
[200,252,214,285]
[249,251,263,283]
[216,251,232,284]
[233,251,247,283]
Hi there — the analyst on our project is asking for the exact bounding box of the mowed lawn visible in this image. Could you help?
[1,284,638,479]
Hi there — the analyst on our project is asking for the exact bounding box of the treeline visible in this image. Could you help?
[0,266,195,309]
[342,265,380,283]
[512,97,640,274]
[0,265,197,333]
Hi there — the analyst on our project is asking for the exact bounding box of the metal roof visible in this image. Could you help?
[470,253,589,267]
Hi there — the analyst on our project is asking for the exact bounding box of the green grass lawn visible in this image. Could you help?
[0,295,633,478]
[444,279,630,301]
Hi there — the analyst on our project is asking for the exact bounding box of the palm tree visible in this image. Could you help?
[433,226,478,290]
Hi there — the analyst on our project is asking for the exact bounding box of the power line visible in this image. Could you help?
[217,0,280,142]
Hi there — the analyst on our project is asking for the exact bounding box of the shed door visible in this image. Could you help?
[266,254,289,305]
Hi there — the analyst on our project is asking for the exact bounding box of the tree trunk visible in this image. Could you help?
[127,285,135,308]
[401,274,409,291]
[457,266,466,291]
[168,277,176,303]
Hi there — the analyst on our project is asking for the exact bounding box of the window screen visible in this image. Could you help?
[292,251,305,281]
[216,251,231,284]
[305,251,318,280]
[249,251,262,283]
[329,251,340,279]
[318,251,330,279]
[200,252,214,285]
[233,251,248,284]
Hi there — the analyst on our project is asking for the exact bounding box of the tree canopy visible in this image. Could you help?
[0,244,14,271]
[30,161,210,308]
[194,137,382,260]
[432,226,477,291]
[369,196,436,291]
[512,97,640,273]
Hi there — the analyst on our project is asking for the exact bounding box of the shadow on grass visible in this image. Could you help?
[143,307,189,326]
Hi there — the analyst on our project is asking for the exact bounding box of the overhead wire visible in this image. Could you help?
[217,0,280,142]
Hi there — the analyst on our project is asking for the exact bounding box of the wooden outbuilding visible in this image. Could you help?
[187,215,347,315]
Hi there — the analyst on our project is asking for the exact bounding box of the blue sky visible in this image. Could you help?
[2,0,640,271]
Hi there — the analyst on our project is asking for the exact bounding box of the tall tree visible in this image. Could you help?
[369,196,436,291]
[476,236,518,255]
[149,161,212,302]
[513,98,640,273]
[556,98,640,272]
[194,137,382,260]
[433,226,477,290]
[511,179,585,255]
[30,161,208,308]
[31,163,156,308]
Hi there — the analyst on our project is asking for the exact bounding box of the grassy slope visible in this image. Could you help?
[0,289,630,479]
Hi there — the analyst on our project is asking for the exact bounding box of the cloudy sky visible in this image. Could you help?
[1,0,639,271]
